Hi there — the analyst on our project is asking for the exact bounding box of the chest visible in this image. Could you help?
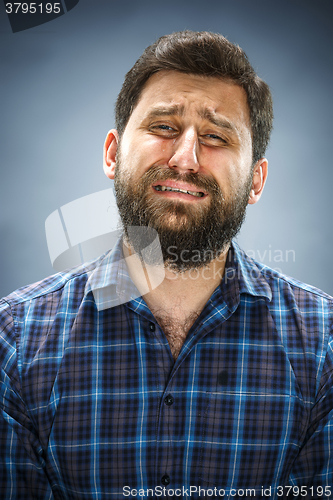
[37,306,306,494]
[153,311,199,360]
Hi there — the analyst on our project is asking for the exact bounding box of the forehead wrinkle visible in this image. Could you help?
[145,103,185,119]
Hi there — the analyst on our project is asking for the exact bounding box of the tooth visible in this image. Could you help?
[155,185,204,197]
[187,190,203,197]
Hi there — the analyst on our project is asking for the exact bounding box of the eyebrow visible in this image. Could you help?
[145,105,239,135]
[198,108,238,134]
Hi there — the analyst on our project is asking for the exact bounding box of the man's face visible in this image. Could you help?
[105,71,267,270]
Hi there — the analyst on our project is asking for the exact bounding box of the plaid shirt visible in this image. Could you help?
[0,240,332,500]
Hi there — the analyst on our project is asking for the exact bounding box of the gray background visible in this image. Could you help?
[0,0,332,297]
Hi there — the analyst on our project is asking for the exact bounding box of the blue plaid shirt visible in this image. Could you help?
[0,240,332,499]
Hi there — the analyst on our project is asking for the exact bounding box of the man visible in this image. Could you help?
[0,31,332,499]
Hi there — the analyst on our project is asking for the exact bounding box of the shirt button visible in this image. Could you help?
[161,474,170,485]
[149,322,155,332]
[164,394,174,406]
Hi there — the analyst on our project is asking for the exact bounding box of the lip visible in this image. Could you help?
[151,180,208,199]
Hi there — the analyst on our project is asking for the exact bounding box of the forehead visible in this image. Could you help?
[130,70,251,130]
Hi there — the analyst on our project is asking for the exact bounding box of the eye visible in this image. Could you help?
[206,134,226,142]
[151,124,174,131]
[156,125,174,130]
[201,133,228,146]
[149,123,178,136]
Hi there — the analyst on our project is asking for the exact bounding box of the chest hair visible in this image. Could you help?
[153,311,199,360]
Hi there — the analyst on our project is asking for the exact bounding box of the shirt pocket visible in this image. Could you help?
[198,390,305,489]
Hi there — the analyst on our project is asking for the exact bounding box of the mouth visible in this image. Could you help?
[152,181,207,199]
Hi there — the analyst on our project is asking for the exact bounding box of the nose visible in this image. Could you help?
[168,128,199,173]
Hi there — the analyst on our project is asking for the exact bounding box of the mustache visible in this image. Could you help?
[138,165,223,197]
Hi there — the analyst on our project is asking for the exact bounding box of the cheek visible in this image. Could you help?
[144,136,173,157]
[201,151,251,197]
[200,149,233,180]
[133,138,173,169]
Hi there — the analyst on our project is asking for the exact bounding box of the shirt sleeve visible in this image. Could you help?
[288,327,333,496]
[0,298,54,500]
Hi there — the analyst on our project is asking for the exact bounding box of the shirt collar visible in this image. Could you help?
[84,236,166,311]
[228,241,272,302]
[84,238,141,311]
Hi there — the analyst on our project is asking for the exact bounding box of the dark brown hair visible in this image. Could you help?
[115,30,273,164]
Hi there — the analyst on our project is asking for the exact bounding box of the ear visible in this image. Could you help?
[103,129,119,180]
[248,158,268,205]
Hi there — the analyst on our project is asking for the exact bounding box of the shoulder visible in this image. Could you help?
[234,242,333,310]
[235,244,333,396]
[234,242,333,349]
[0,256,108,376]
[0,255,104,331]
[257,262,333,349]
[255,259,333,313]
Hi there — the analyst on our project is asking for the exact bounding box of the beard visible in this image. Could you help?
[114,152,253,272]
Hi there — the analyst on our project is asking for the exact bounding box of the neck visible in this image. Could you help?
[123,241,229,314]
